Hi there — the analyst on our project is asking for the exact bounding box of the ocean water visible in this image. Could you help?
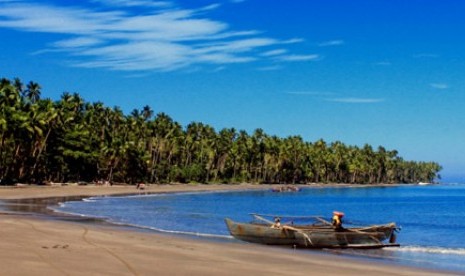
[53,184,465,273]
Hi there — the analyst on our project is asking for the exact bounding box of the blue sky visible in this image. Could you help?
[1,0,464,180]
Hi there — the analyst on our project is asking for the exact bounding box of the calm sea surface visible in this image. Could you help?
[53,184,465,273]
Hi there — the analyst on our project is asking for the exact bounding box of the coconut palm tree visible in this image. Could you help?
[25,81,41,103]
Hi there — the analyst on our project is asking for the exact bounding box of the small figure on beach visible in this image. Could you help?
[271,217,281,228]
[332,211,344,230]
[136,182,146,190]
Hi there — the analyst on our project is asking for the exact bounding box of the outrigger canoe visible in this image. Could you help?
[225,214,400,249]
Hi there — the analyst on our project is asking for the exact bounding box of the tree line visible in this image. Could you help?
[0,77,441,185]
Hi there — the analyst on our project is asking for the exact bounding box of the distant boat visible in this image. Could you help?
[271,185,300,192]
[225,214,400,249]
[418,182,432,185]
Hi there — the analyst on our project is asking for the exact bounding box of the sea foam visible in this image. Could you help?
[387,245,465,256]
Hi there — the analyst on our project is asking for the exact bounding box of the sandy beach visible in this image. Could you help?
[0,184,456,275]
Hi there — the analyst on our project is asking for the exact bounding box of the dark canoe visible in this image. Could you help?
[271,185,300,192]
[225,218,400,249]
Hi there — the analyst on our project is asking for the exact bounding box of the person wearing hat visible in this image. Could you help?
[332,211,344,230]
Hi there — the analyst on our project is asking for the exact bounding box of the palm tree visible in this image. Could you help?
[329,141,348,183]
[309,139,328,183]
[30,99,58,181]
[142,105,153,121]
[25,81,41,103]
[212,128,236,182]
[13,78,24,97]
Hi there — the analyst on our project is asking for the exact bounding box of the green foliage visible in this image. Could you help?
[0,77,442,185]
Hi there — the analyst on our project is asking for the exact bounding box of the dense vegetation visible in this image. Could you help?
[1,77,441,185]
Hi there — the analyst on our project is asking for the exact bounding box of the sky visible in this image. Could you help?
[1,0,464,181]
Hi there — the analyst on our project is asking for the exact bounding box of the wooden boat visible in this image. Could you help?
[225,214,400,249]
[271,185,300,192]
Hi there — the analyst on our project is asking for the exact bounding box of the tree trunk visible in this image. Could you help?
[31,127,52,178]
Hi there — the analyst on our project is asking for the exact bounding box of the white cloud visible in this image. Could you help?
[53,37,104,48]
[261,49,287,57]
[0,1,311,72]
[278,54,320,62]
[91,0,172,8]
[430,83,449,90]
[0,4,124,34]
[197,3,222,12]
[212,66,226,72]
[256,65,282,71]
[327,97,384,103]
[195,38,280,54]
[318,40,344,47]
[282,38,304,44]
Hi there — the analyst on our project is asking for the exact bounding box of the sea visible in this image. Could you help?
[52,183,465,274]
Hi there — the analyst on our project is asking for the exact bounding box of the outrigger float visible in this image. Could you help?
[225,214,400,249]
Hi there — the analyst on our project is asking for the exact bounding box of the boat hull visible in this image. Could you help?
[225,218,398,249]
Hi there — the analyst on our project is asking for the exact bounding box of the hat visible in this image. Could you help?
[333,211,345,217]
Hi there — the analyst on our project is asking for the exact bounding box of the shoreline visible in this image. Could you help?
[0,182,410,200]
[0,184,456,275]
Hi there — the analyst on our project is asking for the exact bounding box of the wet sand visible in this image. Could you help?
[0,184,456,275]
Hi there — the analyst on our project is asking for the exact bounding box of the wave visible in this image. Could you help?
[82,198,97,202]
[106,219,233,239]
[48,206,232,239]
[387,245,465,256]
[48,206,109,219]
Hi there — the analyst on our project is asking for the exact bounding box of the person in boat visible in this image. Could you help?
[271,217,281,228]
[332,211,344,230]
